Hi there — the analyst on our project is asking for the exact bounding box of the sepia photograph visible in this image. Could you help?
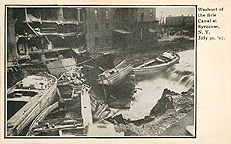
[5,5,196,138]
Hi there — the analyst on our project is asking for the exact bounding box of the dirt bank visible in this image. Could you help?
[114,87,194,136]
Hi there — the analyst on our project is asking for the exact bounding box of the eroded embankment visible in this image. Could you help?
[99,49,195,136]
[113,87,194,136]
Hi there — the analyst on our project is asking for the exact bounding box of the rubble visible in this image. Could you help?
[7,37,194,136]
[114,87,194,136]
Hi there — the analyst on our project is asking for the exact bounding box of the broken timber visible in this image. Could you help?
[81,84,93,126]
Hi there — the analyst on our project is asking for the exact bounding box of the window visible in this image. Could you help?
[95,37,98,46]
[106,23,109,30]
[141,9,144,21]
[106,36,109,45]
[140,28,143,40]
[95,23,98,31]
[95,9,98,19]
[106,9,109,19]
[80,9,84,21]
[150,9,153,18]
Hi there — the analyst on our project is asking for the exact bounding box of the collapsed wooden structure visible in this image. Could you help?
[26,68,92,136]
[97,60,133,85]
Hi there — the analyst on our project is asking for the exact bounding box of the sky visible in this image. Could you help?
[156,6,195,21]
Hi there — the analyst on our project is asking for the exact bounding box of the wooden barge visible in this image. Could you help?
[133,52,180,75]
[97,60,133,85]
[26,68,92,136]
[7,73,57,136]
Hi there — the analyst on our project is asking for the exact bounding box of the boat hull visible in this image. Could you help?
[7,74,57,136]
[97,66,133,85]
[133,54,179,75]
[26,85,91,136]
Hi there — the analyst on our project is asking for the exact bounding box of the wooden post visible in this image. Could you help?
[81,85,93,126]
[56,88,62,99]
[77,8,81,22]
[102,80,107,103]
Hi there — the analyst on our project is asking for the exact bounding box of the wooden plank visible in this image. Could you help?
[81,85,93,126]
[39,118,83,125]
[33,124,82,132]
[10,89,40,93]
[48,105,80,115]
[7,97,31,102]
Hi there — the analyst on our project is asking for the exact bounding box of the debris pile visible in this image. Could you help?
[7,39,195,136]
[90,95,119,122]
[27,87,85,136]
[150,88,194,116]
[58,67,85,86]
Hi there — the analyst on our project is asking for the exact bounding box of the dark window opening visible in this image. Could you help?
[95,37,98,47]
[95,23,98,31]
[150,9,153,18]
[141,9,144,21]
[80,9,84,21]
[106,36,109,45]
[140,28,143,40]
[106,23,109,30]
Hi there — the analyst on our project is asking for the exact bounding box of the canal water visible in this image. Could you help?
[117,50,195,120]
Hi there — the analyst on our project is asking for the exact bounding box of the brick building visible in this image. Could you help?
[7,7,87,63]
[85,8,159,50]
[114,8,159,49]
[166,15,194,30]
[86,8,117,50]
[7,7,159,62]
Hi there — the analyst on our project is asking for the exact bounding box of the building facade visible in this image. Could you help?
[7,7,87,63]
[7,7,159,63]
[166,15,194,29]
[114,8,159,49]
[86,8,159,50]
[86,8,117,50]
[165,15,194,37]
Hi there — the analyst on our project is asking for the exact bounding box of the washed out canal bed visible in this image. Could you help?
[7,44,195,136]
[118,50,194,120]
[105,49,195,136]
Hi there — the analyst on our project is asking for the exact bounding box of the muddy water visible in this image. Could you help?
[117,50,194,120]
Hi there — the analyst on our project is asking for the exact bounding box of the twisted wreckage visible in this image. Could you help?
[7,51,182,136]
